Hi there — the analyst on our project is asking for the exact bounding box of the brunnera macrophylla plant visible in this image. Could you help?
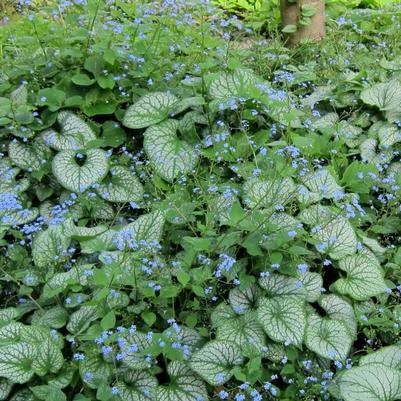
[1,1,401,401]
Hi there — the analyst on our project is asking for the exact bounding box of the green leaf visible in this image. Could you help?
[257,296,306,347]
[97,166,144,203]
[101,121,127,147]
[123,92,179,129]
[156,361,209,401]
[30,385,66,401]
[32,225,71,268]
[314,217,357,260]
[52,148,109,192]
[32,337,64,376]
[116,370,157,401]
[332,253,387,301]
[282,24,297,33]
[189,341,244,385]
[338,363,401,401]
[0,342,37,383]
[0,98,11,117]
[305,315,352,360]
[100,311,116,330]
[37,88,66,111]
[360,80,401,111]
[71,73,96,86]
[143,120,199,182]
[41,111,96,151]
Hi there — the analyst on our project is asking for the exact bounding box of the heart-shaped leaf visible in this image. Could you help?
[116,370,157,401]
[360,80,401,111]
[0,342,37,383]
[332,253,387,300]
[143,120,198,182]
[313,217,357,260]
[189,341,243,385]
[52,149,109,192]
[359,346,401,369]
[305,314,352,360]
[257,295,306,347]
[123,92,179,129]
[156,361,209,401]
[32,225,71,268]
[41,111,96,150]
[338,363,401,401]
[97,166,144,203]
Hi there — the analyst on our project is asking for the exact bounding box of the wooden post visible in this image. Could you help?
[280,0,325,46]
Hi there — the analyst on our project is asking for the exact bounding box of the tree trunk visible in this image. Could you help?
[280,0,325,46]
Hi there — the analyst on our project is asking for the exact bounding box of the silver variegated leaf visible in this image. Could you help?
[121,331,152,370]
[305,314,352,360]
[338,363,401,401]
[318,294,357,338]
[32,225,71,268]
[97,166,144,203]
[243,177,296,209]
[216,312,265,355]
[332,253,387,300]
[79,351,113,389]
[31,337,64,376]
[257,295,306,347]
[360,80,401,111]
[298,272,323,303]
[116,370,157,401]
[189,341,243,385]
[66,305,99,334]
[52,149,109,192]
[229,284,261,314]
[41,111,96,150]
[208,68,258,100]
[0,308,20,327]
[298,205,337,226]
[210,303,236,328]
[0,342,37,384]
[359,346,401,369]
[314,217,357,259]
[8,139,48,171]
[0,378,13,401]
[123,92,179,129]
[31,306,68,329]
[301,168,342,199]
[156,361,209,401]
[259,273,304,297]
[143,119,199,182]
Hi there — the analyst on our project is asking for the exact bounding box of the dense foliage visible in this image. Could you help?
[1,1,401,401]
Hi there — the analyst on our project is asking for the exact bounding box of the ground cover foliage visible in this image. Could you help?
[1,0,401,400]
